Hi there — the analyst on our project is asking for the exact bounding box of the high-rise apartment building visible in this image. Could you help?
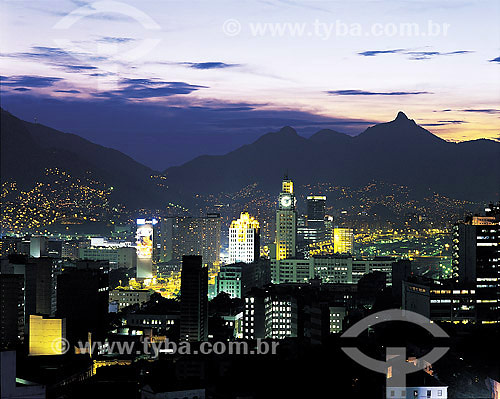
[452,203,500,324]
[276,176,297,260]
[159,214,221,268]
[180,256,208,341]
[229,212,260,264]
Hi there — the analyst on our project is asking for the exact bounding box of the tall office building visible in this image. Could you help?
[136,218,157,279]
[180,256,208,341]
[452,203,500,324]
[25,258,53,322]
[56,264,109,342]
[159,214,221,268]
[307,196,327,242]
[229,212,260,264]
[276,176,297,260]
[0,274,24,348]
[333,227,354,254]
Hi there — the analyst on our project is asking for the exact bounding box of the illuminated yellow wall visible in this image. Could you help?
[29,315,66,356]
[333,228,354,254]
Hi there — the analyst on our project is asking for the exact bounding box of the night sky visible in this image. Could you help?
[1,0,499,170]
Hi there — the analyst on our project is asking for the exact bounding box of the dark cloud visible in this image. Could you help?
[1,75,63,88]
[187,62,240,70]
[326,89,431,96]
[59,65,99,73]
[422,120,468,126]
[358,49,404,56]
[98,37,135,43]
[489,56,500,63]
[358,49,473,60]
[1,46,103,74]
[54,89,81,93]
[461,109,500,114]
[406,50,473,60]
[435,108,500,115]
[12,87,31,92]
[93,78,207,99]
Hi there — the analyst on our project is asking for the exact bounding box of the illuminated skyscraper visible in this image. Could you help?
[136,218,157,279]
[276,176,297,260]
[229,212,260,264]
[452,203,500,324]
[333,228,354,255]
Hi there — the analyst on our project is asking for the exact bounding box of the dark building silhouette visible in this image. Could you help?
[56,262,109,342]
[25,258,53,327]
[392,259,412,302]
[0,274,24,348]
[180,256,208,341]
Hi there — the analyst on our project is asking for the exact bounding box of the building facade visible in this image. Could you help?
[276,177,297,260]
[333,227,354,254]
[159,214,221,268]
[229,212,260,264]
[452,204,500,324]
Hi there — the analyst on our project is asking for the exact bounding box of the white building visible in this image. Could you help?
[264,294,297,339]
[229,212,260,264]
[79,246,137,269]
[271,256,395,285]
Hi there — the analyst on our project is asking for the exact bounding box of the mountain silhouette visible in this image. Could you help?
[2,109,498,207]
[0,108,161,207]
[163,111,500,202]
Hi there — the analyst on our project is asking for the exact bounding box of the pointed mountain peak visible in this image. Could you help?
[395,111,409,121]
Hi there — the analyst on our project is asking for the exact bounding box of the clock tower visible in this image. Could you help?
[276,175,297,260]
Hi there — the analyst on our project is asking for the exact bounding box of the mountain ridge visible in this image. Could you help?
[0,108,162,207]
[2,108,499,207]
[162,112,500,202]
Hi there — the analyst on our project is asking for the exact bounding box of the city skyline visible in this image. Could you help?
[1,0,499,169]
[1,2,499,398]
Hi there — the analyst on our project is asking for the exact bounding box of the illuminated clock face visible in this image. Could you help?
[281,195,292,208]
